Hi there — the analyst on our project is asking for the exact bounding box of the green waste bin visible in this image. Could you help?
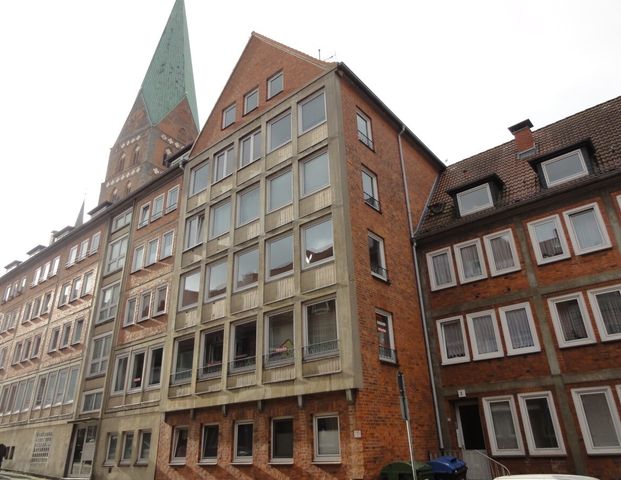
[379,461,434,480]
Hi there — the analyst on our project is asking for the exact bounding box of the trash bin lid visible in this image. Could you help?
[428,455,467,473]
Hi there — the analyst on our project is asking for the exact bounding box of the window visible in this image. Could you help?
[166,186,179,213]
[456,184,494,216]
[97,283,120,324]
[302,217,334,268]
[200,425,218,464]
[234,248,259,291]
[129,351,146,390]
[53,368,68,405]
[498,303,540,355]
[356,112,374,149]
[40,292,53,314]
[268,111,291,152]
[541,149,588,187]
[0,348,6,369]
[267,72,283,99]
[124,297,137,326]
[12,342,23,364]
[240,130,262,167]
[31,334,42,357]
[548,293,595,348]
[60,323,71,348]
[483,229,520,276]
[304,299,338,358]
[33,377,47,409]
[90,232,101,254]
[527,215,570,265]
[41,261,51,279]
[205,260,227,301]
[48,328,60,352]
[426,247,457,291]
[563,203,611,255]
[237,185,260,226]
[82,390,103,412]
[78,240,89,260]
[137,430,151,464]
[314,415,340,463]
[105,236,129,273]
[272,418,293,463]
[214,146,234,182]
[437,317,470,365]
[68,245,78,266]
[70,276,82,302]
[171,426,189,464]
[147,346,163,387]
[154,285,168,315]
[161,231,174,259]
[231,321,256,371]
[151,194,164,220]
[184,213,204,250]
[138,203,150,228]
[454,239,487,283]
[145,239,158,266]
[112,209,133,232]
[301,152,330,196]
[190,162,209,196]
[50,256,60,276]
[105,434,118,466]
[376,310,396,363]
[140,292,152,321]
[121,431,134,464]
[572,386,621,454]
[265,310,294,365]
[200,330,223,378]
[43,372,57,407]
[234,422,253,463]
[81,270,95,296]
[179,269,200,309]
[113,355,128,393]
[209,199,231,239]
[466,310,503,360]
[88,334,112,377]
[22,302,32,323]
[368,232,388,280]
[222,104,236,128]
[58,283,70,306]
[299,91,326,133]
[22,339,32,361]
[266,233,293,280]
[482,396,525,456]
[244,88,259,114]
[589,285,621,341]
[362,168,379,209]
[172,337,194,384]
[267,168,292,212]
[517,391,566,456]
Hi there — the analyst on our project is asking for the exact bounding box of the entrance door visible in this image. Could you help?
[456,403,491,480]
[67,425,97,477]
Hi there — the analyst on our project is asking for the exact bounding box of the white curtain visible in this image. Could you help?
[505,308,534,349]
[443,321,465,359]
[490,401,519,450]
[432,253,452,286]
[490,235,515,270]
[597,291,621,335]
[460,245,482,278]
[570,209,603,250]
[472,315,498,354]
[557,300,587,341]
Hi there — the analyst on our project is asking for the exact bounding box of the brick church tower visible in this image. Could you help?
[99,0,199,204]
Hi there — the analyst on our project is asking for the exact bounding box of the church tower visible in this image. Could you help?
[99,0,199,204]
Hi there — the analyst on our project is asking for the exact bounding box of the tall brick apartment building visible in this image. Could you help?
[415,97,621,479]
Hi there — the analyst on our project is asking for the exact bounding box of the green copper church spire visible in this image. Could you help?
[141,0,199,128]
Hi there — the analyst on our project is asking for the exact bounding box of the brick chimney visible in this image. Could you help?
[508,119,535,157]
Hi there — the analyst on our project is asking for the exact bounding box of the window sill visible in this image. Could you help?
[269,459,294,465]
[379,357,398,366]
[169,460,186,466]
[197,459,218,466]
[370,272,389,284]
[312,458,341,465]
[103,462,115,467]
[231,460,253,465]
[134,461,148,467]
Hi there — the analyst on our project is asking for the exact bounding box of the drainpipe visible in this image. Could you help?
[397,126,445,450]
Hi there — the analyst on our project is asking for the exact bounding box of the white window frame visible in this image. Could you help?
[160,230,175,259]
[124,297,137,327]
[368,231,388,280]
[166,185,180,213]
[139,291,152,322]
[189,161,209,196]
[267,167,292,213]
[213,146,234,183]
[146,345,164,389]
[562,202,611,255]
[313,414,341,463]
[436,316,470,365]
[456,183,494,216]
[239,129,262,168]
[81,270,95,297]
[97,282,121,324]
[267,71,283,99]
[298,90,326,134]
[170,426,189,465]
[138,203,150,228]
[208,199,231,239]
[454,238,487,283]
[517,391,566,456]
[154,284,168,316]
[222,104,236,128]
[233,421,254,464]
[151,193,165,220]
[105,433,118,466]
[527,214,570,265]
[548,292,595,348]
[48,328,60,353]
[137,430,151,465]
[59,323,71,349]
[588,284,621,342]
[81,389,103,413]
[184,213,204,251]
[233,247,259,292]
[179,269,200,310]
[112,208,132,232]
[300,151,330,198]
[426,247,457,291]
[105,235,129,274]
[541,149,588,187]
[301,216,334,269]
[90,232,101,255]
[265,232,294,281]
[572,386,621,455]
[128,350,147,392]
[236,184,261,227]
[376,309,396,363]
[356,111,374,149]
[244,88,259,114]
[112,354,129,395]
[199,424,219,465]
[120,431,134,465]
[498,302,540,355]
[267,110,292,152]
[145,238,159,266]
[466,310,503,360]
[71,318,84,345]
[88,333,112,377]
[361,167,379,210]
[482,395,525,456]
[483,229,521,276]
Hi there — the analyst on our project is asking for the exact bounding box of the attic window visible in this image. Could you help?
[222,104,236,129]
[541,149,588,187]
[456,184,494,216]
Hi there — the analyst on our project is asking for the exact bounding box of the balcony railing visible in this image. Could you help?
[363,192,380,210]
[170,368,192,385]
[371,264,389,280]
[358,131,374,150]
[264,348,295,368]
[198,362,222,379]
[303,339,340,360]
[228,356,256,374]
[379,346,397,363]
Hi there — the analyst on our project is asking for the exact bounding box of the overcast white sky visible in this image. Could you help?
[1,0,620,273]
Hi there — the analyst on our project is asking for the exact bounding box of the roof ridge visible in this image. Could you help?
[251,31,333,69]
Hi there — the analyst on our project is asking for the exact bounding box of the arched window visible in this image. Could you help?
[132,146,141,165]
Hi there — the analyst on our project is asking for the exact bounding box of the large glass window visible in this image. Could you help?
[268,111,291,152]
[201,425,219,463]
[105,236,128,273]
[483,396,525,456]
[302,217,334,268]
[314,415,340,462]
[173,338,194,385]
[301,152,329,196]
[271,418,293,462]
[205,260,227,301]
[518,392,566,455]
[299,91,326,133]
[237,185,260,226]
[548,293,595,348]
[563,203,610,255]
[240,130,262,167]
[572,387,621,454]
[266,233,293,280]
[266,311,294,365]
[179,270,200,310]
[268,169,292,212]
[88,335,112,377]
[466,310,503,360]
[304,299,338,357]
[234,248,259,291]
[97,283,120,324]
[527,215,569,265]
[209,200,231,239]
[190,162,209,196]
[437,317,469,364]
[200,330,223,378]
[231,322,256,371]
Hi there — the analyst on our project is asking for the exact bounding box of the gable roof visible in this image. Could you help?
[417,95,621,238]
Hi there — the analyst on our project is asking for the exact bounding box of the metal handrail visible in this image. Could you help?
[197,362,222,379]
[263,349,294,367]
[302,339,339,359]
[379,346,397,362]
[228,356,256,374]
[170,368,192,385]
[472,449,510,477]
[371,264,389,280]
[358,131,374,149]
[363,192,380,210]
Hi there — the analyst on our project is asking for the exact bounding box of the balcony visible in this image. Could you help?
[302,340,341,377]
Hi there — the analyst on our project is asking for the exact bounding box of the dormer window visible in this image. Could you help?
[456,183,494,216]
[541,149,588,187]
[222,104,236,129]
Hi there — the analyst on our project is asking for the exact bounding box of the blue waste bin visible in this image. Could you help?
[428,456,467,480]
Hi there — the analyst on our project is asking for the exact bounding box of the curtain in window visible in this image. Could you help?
[443,321,465,359]
[490,235,515,270]
[505,308,534,349]
[570,210,603,250]
[581,392,621,448]
[596,291,621,335]
[307,301,337,354]
[556,299,587,341]
[472,314,498,354]
[490,401,519,450]
[432,253,452,286]
[460,245,482,278]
